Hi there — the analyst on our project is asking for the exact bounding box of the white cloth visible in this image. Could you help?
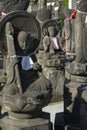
[50,37,59,49]
[21,56,34,70]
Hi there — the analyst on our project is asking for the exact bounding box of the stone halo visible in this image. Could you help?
[0,10,41,55]
[42,19,59,37]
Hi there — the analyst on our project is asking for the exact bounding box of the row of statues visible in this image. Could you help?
[1,1,87,130]
[0,0,65,120]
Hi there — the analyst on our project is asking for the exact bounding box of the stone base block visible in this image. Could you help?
[0,117,51,130]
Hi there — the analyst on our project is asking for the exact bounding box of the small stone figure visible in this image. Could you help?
[0,0,30,13]
[42,19,62,56]
[36,0,51,24]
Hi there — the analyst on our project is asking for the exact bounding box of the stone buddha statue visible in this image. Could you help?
[42,19,62,56]
[0,12,52,119]
[36,0,51,23]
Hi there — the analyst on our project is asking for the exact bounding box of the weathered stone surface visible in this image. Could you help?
[64,1,87,129]
[0,0,30,13]
[0,117,50,130]
[77,0,87,12]
[0,11,52,119]
[64,19,75,53]
[75,0,87,63]
[65,61,87,75]
[43,67,64,102]
[36,51,64,102]
[0,11,41,55]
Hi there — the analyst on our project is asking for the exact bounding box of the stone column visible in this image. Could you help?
[64,9,76,60]
[64,1,87,130]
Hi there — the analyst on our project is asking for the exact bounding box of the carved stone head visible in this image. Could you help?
[48,26,57,37]
[42,19,59,37]
[17,31,28,50]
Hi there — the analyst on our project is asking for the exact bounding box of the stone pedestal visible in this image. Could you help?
[0,117,51,130]
[36,51,64,102]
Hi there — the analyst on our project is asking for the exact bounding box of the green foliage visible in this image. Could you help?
[57,11,65,30]
[64,0,68,7]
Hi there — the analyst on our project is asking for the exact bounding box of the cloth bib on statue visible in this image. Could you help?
[50,37,59,49]
[21,56,34,70]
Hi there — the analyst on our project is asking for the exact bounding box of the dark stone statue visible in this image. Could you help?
[64,1,87,129]
[42,19,62,56]
[0,0,30,13]
[0,11,52,119]
[63,9,75,54]
[27,0,38,16]
[36,0,51,24]
[75,0,87,63]
[36,19,65,102]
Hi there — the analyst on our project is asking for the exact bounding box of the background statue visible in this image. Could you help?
[0,0,30,13]
[42,19,63,56]
[75,0,87,63]
[36,0,51,24]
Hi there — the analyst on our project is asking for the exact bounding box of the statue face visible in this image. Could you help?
[48,26,55,37]
[18,31,28,50]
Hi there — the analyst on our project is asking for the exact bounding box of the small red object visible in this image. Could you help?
[0,12,2,19]
[70,10,77,20]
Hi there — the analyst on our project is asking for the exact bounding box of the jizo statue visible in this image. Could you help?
[0,11,52,119]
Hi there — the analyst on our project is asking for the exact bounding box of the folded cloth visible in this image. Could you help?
[50,37,60,49]
[21,56,34,70]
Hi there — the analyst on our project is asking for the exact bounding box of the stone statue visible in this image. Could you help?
[63,9,75,54]
[0,11,52,119]
[36,19,65,103]
[0,0,30,13]
[27,0,38,16]
[36,0,51,24]
[75,0,87,63]
[42,19,62,56]
[64,1,87,129]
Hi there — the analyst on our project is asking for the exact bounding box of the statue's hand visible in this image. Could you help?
[33,62,42,72]
[5,22,14,36]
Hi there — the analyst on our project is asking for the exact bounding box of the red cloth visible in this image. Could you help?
[70,10,77,20]
[0,12,2,19]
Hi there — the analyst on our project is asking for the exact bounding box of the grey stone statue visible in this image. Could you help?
[75,0,87,63]
[0,0,30,13]
[64,1,87,129]
[42,19,62,56]
[0,11,52,119]
[36,19,65,103]
[36,0,51,24]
